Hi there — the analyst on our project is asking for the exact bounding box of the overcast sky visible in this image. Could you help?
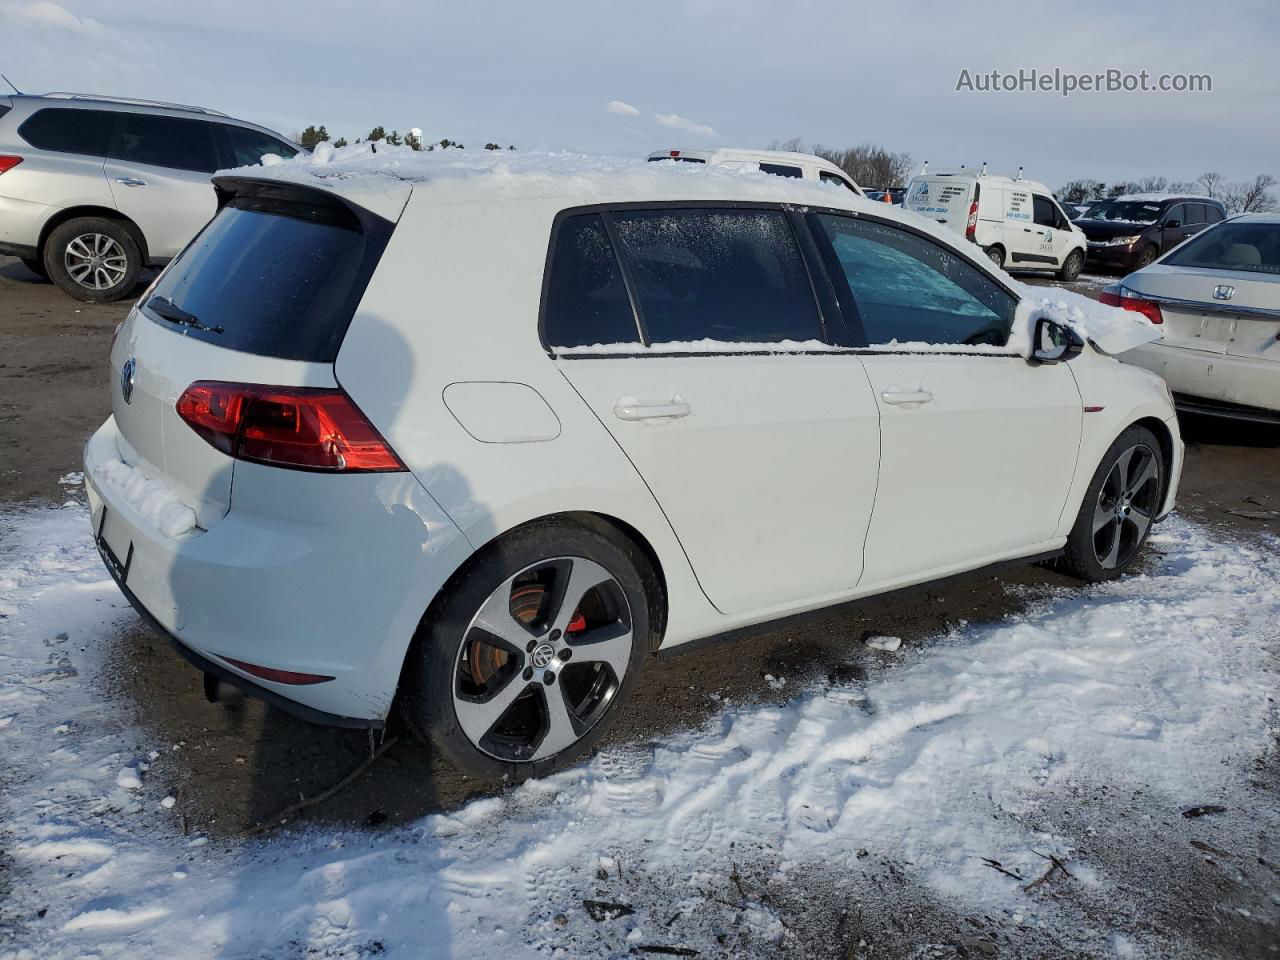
[2,0,1276,188]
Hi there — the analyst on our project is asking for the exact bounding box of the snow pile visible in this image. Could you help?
[2,506,1277,958]
[1013,281,1162,355]
[93,459,197,538]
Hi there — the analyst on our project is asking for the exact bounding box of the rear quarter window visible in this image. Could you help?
[143,188,393,361]
[18,107,116,156]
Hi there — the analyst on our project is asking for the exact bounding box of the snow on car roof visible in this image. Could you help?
[1111,193,1217,204]
[219,140,873,222]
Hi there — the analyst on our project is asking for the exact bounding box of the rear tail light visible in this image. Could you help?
[965,199,979,240]
[176,381,405,472]
[1099,286,1163,325]
[0,155,23,175]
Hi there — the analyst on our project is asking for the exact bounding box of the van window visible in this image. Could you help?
[542,214,640,348]
[221,124,297,167]
[1032,195,1059,228]
[143,189,392,361]
[1183,203,1205,225]
[111,113,220,173]
[813,213,1017,347]
[18,108,116,156]
[759,163,802,179]
[611,208,823,344]
[1204,204,1225,224]
[820,171,857,191]
[1164,204,1187,226]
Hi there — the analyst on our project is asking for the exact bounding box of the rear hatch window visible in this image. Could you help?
[143,181,395,362]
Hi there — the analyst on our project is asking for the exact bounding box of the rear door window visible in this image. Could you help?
[111,113,220,173]
[813,213,1017,347]
[1184,203,1205,225]
[18,107,116,156]
[542,214,640,348]
[611,208,823,344]
[143,189,392,361]
[759,162,803,178]
[1205,204,1225,224]
[220,124,298,167]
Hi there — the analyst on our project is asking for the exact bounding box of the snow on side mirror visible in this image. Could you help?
[1030,318,1083,364]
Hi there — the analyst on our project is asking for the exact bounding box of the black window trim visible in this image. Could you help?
[539,200,839,357]
[17,106,121,158]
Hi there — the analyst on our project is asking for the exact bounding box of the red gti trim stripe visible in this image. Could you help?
[1083,405,1105,413]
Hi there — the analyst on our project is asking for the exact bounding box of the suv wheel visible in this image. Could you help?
[401,520,654,780]
[44,217,141,302]
[1059,425,1164,582]
[1057,249,1084,282]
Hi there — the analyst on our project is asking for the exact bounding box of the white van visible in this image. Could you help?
[647,147,864,196]
[903,168,1087,281]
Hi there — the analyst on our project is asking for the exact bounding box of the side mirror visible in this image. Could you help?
[1030,318,1084,364]
[1164,218,1181,229]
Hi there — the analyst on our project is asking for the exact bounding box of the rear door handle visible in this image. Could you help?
[115,177,146,187]
[613,398,692,422]
[880,389,934,406]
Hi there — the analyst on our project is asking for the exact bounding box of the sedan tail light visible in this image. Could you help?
[1099,286,1163,325]
[176,381,405,472]
[0,155,23,175]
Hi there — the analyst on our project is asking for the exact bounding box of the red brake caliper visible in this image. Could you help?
[566,611,587,634]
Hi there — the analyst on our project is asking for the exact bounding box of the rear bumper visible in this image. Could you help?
[1122,342,1280,415]
[84,415,473,726]
[0,194,51,250]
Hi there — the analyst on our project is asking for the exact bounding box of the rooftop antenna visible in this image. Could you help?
[979,161,988,176]
[959,163,966,171]
[920,160,929,175]
[1,74,22,95]
[1016,165,1024,181]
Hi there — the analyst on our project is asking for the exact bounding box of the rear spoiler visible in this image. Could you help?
[211,176,398,238]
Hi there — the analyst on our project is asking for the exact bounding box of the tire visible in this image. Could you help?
[1134,245,1158,269]
[20,257,48,280]
[1059,425,1164,582]
[44,217,142,302]
[401,519,656,781]
[1057,248,1084,282]
[984,245,1005,269]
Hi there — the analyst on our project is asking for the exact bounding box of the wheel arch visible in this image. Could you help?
[1132,415,1177,512]
[37,206,149,264]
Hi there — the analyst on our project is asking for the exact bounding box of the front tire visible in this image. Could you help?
[401,519,654,780]
[984,244,1005,269]
[44,217,141,302]
[1060,426,1164,582]
[1057,249,1084,282]
[1134,245,1158,269]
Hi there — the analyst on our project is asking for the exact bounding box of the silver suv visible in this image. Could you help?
[0,92,298,301]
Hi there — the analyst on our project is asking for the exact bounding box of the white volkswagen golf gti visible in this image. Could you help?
[84,151,1181,779]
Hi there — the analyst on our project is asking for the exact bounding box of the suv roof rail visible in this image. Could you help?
[40,92,230,117]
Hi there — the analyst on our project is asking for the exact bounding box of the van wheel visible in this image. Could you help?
[401,520,653,781]
[1135,245,1158,269]
[20,257,48,280]
[44,217,142,303]
[984,245,1005,269]
[1059,425,1164,582]
[1057,249,1084,282]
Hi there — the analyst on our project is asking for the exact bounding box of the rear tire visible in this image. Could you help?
[1057,249,1084,282]
[20,257,48,280]
[401,519,655,781]
[1059,425,1164,582]
[984,245,1005,269]
[44,217,142,303]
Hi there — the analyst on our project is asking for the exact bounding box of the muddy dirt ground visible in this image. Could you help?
[2,256,1278,957]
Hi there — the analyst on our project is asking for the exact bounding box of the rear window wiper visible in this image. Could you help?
[147,295,224,335]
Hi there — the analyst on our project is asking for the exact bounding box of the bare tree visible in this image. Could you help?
[1196,171,1226,199]
[1223,174,1277,213]
[1057,179,1106,203]
[766,138,913,187]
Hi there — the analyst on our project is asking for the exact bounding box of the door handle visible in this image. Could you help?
[880,389,934,406]
[115,177,146,187]
[613,398,692,422]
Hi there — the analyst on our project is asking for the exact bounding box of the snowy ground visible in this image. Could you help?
[1,502,1278,959]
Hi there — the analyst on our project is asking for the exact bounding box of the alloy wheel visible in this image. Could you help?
[64,233,128,291]
[452,556,633,762]
[1092,442,1161,569]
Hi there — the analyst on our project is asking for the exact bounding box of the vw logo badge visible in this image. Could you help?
[1213,284,1235,301]
[531,642,556,669]
[120,357,136,404]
